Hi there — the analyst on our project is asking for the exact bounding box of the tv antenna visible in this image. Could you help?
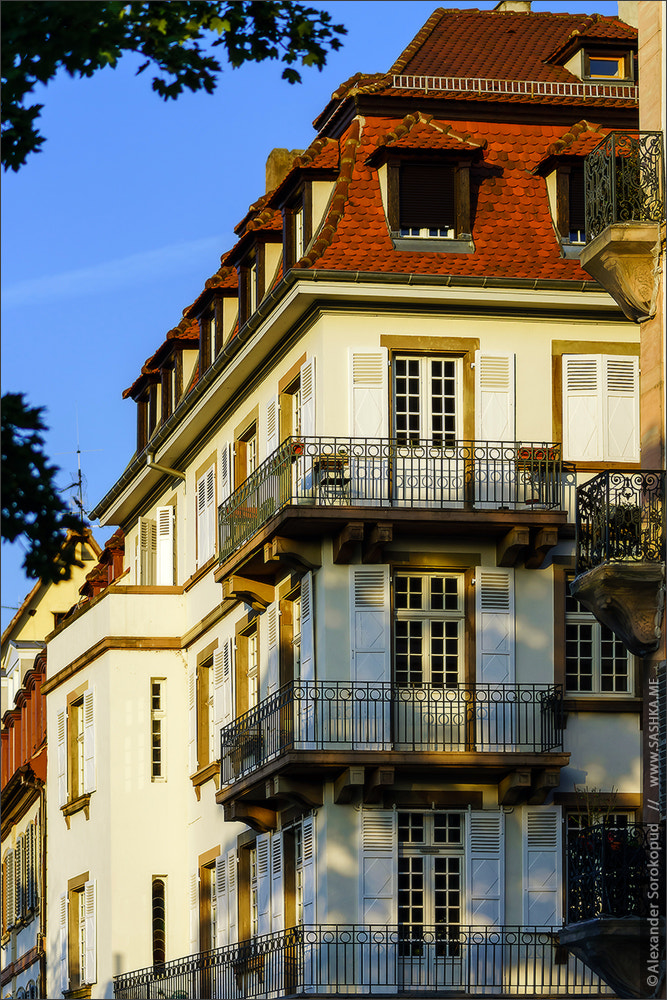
[56,410,102,528]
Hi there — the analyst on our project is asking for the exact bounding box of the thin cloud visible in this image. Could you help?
[2,235,225,308]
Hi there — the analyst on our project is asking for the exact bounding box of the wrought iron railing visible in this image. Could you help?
[575,470,665,572]
[585,131,665,242]
[218,437,563,562]
[568,822,664,922]
[114,924,613,998]
[220,681,563,784]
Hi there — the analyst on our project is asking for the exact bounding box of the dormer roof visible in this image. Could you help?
[368,112,487,163]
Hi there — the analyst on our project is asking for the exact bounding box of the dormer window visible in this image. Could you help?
[386,158,474,253]
[554,162,586,252]
[584,51,634,81]
[199,301,221,371]
[161,357,182,422]
[238,247,264,326]
[283,187,312,269]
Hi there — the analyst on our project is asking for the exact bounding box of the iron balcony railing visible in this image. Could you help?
[575,469,665,573]
[568,822,665,922]
[220,681,563,784]
[218,437,563,562]
[585,131,665,242]
[113,924,613,998]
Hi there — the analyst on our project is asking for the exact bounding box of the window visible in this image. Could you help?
[196,465,216,566]
[562,354,639,462]
[584,50,634,81]
[394,356,460,446]
[60,875,96,990]
[284,189,312,268]
[236,422,258,486]
[236,622,260,718]
[394,573,464,688]
[135,517,157,585]
[197,657,215,769]
[70,698,85,800]
[557,163,586,244]
[200,302,221,371]
[565,584,633,694]
[386,160,473,248]
[152,877,167,966]
[151,679,166,780]
[239,248,264,325]
[57,688,96,810]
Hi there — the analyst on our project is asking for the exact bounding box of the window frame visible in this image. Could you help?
[150,678,167,781]
[565,582,634,697]
[386,158,473,248]
[152,876,167,967]
[238,246,265,326]
[283,186,312,270]
[394,572,466,689]
[583,50,634,82]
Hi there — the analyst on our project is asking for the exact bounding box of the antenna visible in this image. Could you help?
[56,407,102,530]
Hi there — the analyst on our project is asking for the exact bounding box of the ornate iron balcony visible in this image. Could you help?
[575,470,665,573]
[218,437,563,563]
[585,131,665,243]
[113,924,612,998]
[220,680,563,784]
[567,822,665,922]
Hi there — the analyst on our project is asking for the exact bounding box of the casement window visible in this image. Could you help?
[151,679,166,780]
[284,188,312,269]
[60,875,97,990]
[57,689,96,809]
[189,646,229,777]
[562,354,639,462]
[2,822,40,932]
[152,877,167,966]
[394,573,465,688]
[584,50,634,80]
[161,356,183,421]
[556,163,586,245]
[236,624,259,716]
[197,657,215,769]
[200,860,219,952]
[199,299,222,371]
[565,584,632,695]
[196,465,216,567]
[238,248,263,326]
[394,355,460,446]
[235,422,258,486]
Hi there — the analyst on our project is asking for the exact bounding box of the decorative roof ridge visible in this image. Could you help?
[330,71,392,102]
[545,119,605,156]
[245,204,282,233]
[295,134,339,169]
[389,7,446,75]
[373,112,487,151]
[299,119,362,269]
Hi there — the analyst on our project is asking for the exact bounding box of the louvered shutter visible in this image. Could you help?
[59,891,69,992]
[212,648,225,762]
[156,506,175,585]
[221,639,235,729]
[266,397,280,456]
[138,517,157,585]
[16,838,24,921]
[83,688,96,793]
[215,855,227,948]
[189,871,199,952]
[266,603,280,696]
[227,850,237,943]
[301,814,316,924]
[476,569,515,749]
[604,355,639,461]
[466,812,504,925]
[399,163,455,230]
[296,574,315,746]
[300,574,314,684]
[27,823,34,912]
[360,810,397,924]
[569,166,586,233]
[351,567,391,747]
[300,358,316,437]
[57,710,67,806]
[83,880,96,983]
[6,849,15,930]
[475,352,515,441]
[350,349,389,438]
[196,468,216,566]
[220,442,234,504]
[188,668,197,775]
[257,833,271,935]
[271,832,283,931]
[562,355,602,461]
[523,806,562,926]
[205,467,216,561]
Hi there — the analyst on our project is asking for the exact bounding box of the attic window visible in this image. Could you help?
[556,163,586,251]
[199,302,221,371]
[238,247,264,326]
[284,187,312,269]
[387,160,473,252]
[584,51,633,81]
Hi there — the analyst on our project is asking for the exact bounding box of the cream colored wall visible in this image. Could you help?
[311,180,336,234]
[560,712,642,792]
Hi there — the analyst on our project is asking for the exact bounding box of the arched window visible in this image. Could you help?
[152,877,167,966]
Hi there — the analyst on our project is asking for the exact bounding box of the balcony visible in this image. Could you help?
[114,924,613,998]
[218,437,564,567]
[581,131,665,322]
[572,470,665,655]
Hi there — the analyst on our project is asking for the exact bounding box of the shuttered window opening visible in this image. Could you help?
[399,163,456,237]
[562,354,639,462]
[568,165,586,242]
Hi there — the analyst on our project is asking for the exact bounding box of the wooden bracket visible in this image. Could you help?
[364,766,395,803]
[221,575,275,610]
[333,522,364,564]
[223,801,278,833]
[334,767,366,804]
[266,775,323,809]
[497,527,530,567]
[528,767,561,804]
[499,769,532,805]
[263,536,321,571]
[525,528,559,569]
[363,524,393,564]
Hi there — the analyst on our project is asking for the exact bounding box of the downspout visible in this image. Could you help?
[146,452,186,484]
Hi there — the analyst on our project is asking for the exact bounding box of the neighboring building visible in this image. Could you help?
[43,3,660,998]
[1,531,101,1000]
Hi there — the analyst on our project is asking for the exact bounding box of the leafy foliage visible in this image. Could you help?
[1,1,346,170]
[1,393,84,582]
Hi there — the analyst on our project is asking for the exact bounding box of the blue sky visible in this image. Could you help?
[1,0,622,629]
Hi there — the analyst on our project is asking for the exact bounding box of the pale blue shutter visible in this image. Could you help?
[523,805,562,926]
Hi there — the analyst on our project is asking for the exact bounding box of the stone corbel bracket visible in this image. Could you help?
[580,222,662,323]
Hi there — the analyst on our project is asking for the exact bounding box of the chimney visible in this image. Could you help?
[617,2,638,28]
[493,1,532,12]
[265,148,304,194]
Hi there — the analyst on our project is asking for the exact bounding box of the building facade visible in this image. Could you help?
[42,3,660,997]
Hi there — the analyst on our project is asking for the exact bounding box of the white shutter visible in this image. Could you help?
[466,812,504,926]
[138,517,157,585]
[220,638,235,729]
[188,667,197,775]
[266,396,280,456]
[475,352,515,441]
[301,814,316,924]
[604,355,639,461]
[83,688,96,794]
[220,442,234,505]
[213,647,225,762]
[360,810,396,924]
[300,358,316,437]
[189,871,199,952]
[523,806,562,926]
[227,850,237,943]
[350,349,388,438]
[6,849,15,930]
[300,573,314,684]
[266,603,280,696]
[59,891,69,992]
[205,467,216,562]
[215,855,228,948]
[350,566,391,683]
[257,833,271,935]
[156,506,175,585]
[196,469,216,566]
[83,880,96,984]
[562,355,602,461]
[476,569,515,686]
[57,709,67,806]
[271,832,284,931]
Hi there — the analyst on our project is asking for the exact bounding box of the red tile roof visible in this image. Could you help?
[543,120,609,159]
[370,113,486,158]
